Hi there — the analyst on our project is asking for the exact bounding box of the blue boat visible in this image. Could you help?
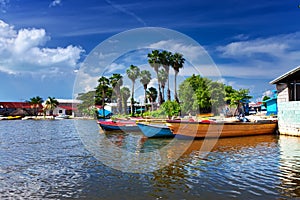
[137,123,174,138]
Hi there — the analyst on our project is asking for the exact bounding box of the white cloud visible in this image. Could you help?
[49,0,62,7]
[147,39,206,62]
[0,20,84,74]
[216,32,300,80]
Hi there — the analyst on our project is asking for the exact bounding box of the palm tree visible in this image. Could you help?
[139,70,152,104]
[44,97,59,118]
[120,87,131,114]
[171,52,185,103]
[159,50,172,101]
[148,50,163,105]
[146,87,158,111]
[110,74,123,114]
[126,65,140,116]
[29,96,43,117]
[96,76,111,118]
[158,68,168,103]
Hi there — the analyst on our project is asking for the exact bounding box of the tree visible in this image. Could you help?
[158,68,168,103]
[77,91,97,118]
[110,74,123,114]
[120,87,131,114]
[148,50,163,105]
[96,76,111,118]
[159,50,172,101]
[146,87,158,111]
[44,97,59,118]
[139,70,152,104]
[161,100,180,119]
[171,52,185,103]
[126,65,140,116]
[29,96,43,116]
[208,81,225,114]
[262,96,271,108]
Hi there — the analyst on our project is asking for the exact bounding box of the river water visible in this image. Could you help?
[0,119,299,199]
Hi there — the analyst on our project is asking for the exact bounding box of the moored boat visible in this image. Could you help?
[165,119,278,138]
[98,120,140,132]
[137,123,174,138]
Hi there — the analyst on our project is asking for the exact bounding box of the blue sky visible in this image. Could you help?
[0,0,300,102]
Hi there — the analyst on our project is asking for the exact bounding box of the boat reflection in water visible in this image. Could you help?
[102,128,299,199]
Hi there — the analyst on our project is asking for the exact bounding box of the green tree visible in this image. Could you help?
[208,81,226,114]
[29,96,44,116]
[262,96,271,107]
[161,100,180,119]
[158,68,168,103]
[159,50,172,101]
[126,65,140,116]
[148,50,163,105]
[77,91,97,118]
[110,74,123,114]
[146,87,158,111]
[44,97,59,118]
[139,70,152,104]
[171,52,185,103]
[96,76,111,118]
[120,87,131,115]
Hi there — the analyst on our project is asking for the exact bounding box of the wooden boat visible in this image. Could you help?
[137,123,174,138]
[98,120,140,131]
[165,119,278,138]
[0,116,23,120]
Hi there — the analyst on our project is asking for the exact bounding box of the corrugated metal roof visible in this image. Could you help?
[270,66,300,84]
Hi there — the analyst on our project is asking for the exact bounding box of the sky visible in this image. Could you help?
[0,0,300,102]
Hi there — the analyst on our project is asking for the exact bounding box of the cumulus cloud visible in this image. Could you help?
[0,20,84,74]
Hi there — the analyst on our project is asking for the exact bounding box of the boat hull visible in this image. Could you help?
[98,121,140,132]
[165,120,278,138]
[137,123,174,138]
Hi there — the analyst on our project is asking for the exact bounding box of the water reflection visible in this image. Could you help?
[1,120,299,199]
[278,135,300,198]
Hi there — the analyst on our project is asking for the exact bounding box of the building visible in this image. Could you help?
[44,99,82,117]
[270,66,300,136]
[0,102,43,116]
[263,90,278,116]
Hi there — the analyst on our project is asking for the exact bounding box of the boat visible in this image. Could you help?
[98,120,140,131]
[137,123,174,138]
[55,114,70,119]
[0,116,23,120]
[165,119,278,138]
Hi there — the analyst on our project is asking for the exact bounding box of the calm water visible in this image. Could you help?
[0,119,299,200]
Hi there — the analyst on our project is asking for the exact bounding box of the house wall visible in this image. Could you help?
[277,86,289,103]
[277,101,300,136]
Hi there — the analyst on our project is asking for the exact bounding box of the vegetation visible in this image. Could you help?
[126,65,140,116]
[161,100,180,119]
[44,97,59,117]
[75,49,252,119]
[139,70,152,104]
[29,96,44,116]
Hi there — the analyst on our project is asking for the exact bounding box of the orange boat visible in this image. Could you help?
[165,119,278,138]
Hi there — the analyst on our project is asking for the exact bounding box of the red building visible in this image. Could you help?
[0,102,43,116]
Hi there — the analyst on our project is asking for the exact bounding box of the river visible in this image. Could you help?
[0,119,299,199]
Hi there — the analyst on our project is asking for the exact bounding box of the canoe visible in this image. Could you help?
[137,123,174,138]
[165,119,278,138]
[98,120,140,132]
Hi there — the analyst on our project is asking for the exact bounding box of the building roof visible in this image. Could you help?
[270,66,300,84]
[57,105,77,111]
[0,102,42,109]
[56,99,82,104]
